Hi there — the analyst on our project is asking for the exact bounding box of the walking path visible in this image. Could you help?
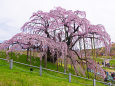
[105,69,115,73]
[99,58,115,73]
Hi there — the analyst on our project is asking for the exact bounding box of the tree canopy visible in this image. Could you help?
[0,7,111,78]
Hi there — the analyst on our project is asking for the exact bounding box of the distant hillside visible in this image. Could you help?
[98,43,115,57]
[81,43,115,57]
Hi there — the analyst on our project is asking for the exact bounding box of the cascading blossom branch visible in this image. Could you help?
[0,33,67,59]
[88,24,111,53]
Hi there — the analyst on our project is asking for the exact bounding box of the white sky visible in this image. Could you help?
[0,0,115,42]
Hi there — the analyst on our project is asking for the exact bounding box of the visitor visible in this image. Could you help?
[111,72,114,79]
[98,62,99,64]
[106,71,109,76]
[113,73,115,80]
[104,77,108,82]
[104,71,106,75]
[108,63,110,67]
[102,61,104,65]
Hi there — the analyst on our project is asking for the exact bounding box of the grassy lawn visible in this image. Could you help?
[110,60,115,66]
[103,67,115,73]
[0,60,79,86]
[95,57,103,64]
[0,59,108,86]
[0,51,108,86]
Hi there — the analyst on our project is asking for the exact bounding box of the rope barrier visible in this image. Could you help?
[0,65,8,66]
[96,80,108,84]
[42,67,67,75]
[75,80,93,86]
[13,65,34,73]
[71,74,93,81]
[13,61,40,69]
[13,64,68,80]
[43,71,68,80]
[0,58,9,61]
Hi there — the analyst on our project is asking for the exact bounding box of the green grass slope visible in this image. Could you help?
[0,59,108,86]
[0,51,108,86]
[0,60,80,86]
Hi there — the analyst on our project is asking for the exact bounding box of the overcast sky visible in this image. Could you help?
[0,0,115,42]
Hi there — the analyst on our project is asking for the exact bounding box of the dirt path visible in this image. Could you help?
[105,69,115,72]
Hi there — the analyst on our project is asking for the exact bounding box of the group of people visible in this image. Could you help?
[102,61,110,67]
[104,71,115,82]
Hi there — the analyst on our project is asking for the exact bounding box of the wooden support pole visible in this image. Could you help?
[83,36,89,78]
